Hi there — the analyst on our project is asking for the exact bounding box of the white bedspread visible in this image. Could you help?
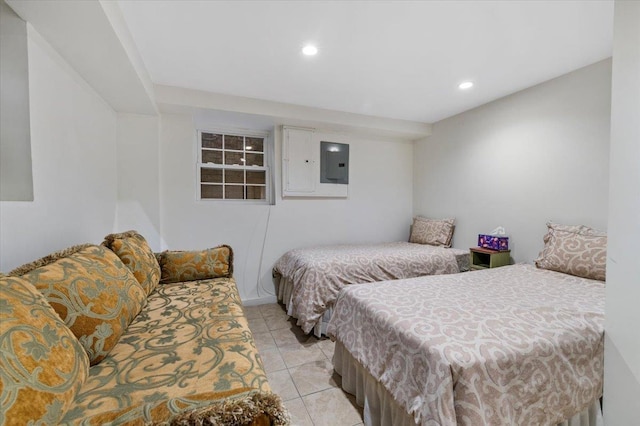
[327,264,605,425]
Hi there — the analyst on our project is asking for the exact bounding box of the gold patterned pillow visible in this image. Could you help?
[409,217,455,247]
[157,245,234,284]
[0,275,90,424]
[103,230,161,295]
[535,223,607,281]
[9,244,147,365]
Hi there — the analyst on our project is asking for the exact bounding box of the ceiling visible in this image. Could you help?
[117,1,613,124]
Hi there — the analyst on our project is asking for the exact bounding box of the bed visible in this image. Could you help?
[273,242,469,336]
[327,221,607,425]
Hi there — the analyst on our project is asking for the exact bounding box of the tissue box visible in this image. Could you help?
[478,234,509,251]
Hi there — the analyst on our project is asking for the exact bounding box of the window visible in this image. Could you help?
[197,130,270,202]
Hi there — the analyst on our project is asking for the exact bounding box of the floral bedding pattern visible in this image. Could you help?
[61,277,270,425]
[327,264,605,426]
[273,242,467,334]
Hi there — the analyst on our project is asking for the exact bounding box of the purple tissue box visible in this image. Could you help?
[478,234,509,251]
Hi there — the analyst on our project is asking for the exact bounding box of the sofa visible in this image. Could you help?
[0,231,289,425]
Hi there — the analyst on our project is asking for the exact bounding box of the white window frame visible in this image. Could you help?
[196,128,272,204]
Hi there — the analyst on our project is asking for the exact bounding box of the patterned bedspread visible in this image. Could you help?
[273,242,467,334]
[327,264,605,426]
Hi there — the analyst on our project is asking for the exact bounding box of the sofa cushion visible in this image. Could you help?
[0,275,90,425]
[103,230,161,295]
[9,244,147,365]
[62,277,273,424]
[157,245,234,284]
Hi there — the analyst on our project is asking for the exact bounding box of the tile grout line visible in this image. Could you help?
[270,318,317,423]
[251,304,363,425]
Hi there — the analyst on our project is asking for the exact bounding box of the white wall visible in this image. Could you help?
[1,0,33,201]
[115,113,161,250]
[0,25,118,271]
[603,1,640,423]
[159,113,414,302]
[413,59,612,262]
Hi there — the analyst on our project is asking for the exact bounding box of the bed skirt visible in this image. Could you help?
[333,341,603,426]
[275,275,330,338]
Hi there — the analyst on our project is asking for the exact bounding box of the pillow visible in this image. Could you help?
[535,223,607,281]
[103,230,161,295]
[0,275,90,424]
[409,217,455,247]
[157,245,234,284]
[9,244,147,365]
[542,222,605,244]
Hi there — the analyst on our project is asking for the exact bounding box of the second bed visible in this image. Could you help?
[273,241,469,335]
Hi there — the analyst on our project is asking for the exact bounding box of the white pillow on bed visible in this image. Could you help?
[409,217,455,247]
[535,222,607,281]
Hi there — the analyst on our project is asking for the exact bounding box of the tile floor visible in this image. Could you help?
[243,302,364,426]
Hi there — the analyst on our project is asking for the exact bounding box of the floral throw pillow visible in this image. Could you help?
[157,245,234,284]
[0,275,90,424]
[10,244,147,365]
[103,231,161,295]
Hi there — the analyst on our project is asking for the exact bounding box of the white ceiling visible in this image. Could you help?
[117,0,613,123]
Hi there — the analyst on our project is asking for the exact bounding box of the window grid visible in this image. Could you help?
[198,131,268,201]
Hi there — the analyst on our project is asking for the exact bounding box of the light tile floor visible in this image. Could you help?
[244,303,364,426]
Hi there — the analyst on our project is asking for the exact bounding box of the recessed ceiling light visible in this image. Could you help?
[458,81,474,90]
[302,45,318,56]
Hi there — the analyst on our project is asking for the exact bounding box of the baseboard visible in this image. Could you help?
[242,295,278,306]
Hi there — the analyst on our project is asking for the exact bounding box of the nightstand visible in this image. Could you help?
[470,247,511,270]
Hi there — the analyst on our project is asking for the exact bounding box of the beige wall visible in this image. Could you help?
[413,59,612,262]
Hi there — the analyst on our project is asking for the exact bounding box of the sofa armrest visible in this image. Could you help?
[156,245,234,284]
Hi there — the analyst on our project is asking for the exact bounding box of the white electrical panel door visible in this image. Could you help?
[283,127,316,193]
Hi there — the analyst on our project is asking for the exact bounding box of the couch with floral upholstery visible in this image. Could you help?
[0,231,289,425]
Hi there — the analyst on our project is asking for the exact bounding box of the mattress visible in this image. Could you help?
[327,264,605,425]
[273,242,469,334]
